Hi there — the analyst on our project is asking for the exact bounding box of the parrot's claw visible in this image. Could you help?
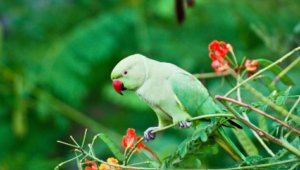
[144,127,160,142]
[178,121,191,129]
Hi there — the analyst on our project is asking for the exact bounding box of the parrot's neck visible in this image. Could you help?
[142,56,149,84]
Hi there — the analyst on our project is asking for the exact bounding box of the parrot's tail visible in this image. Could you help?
[213,127,246,162]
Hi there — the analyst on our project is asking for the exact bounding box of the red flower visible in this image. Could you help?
[211,60,230,73]
[123,128,136,149]
[85,159,98,170]
[208,40,232,73]
[208,40,232,60]
[122,128,161,164]
[245,59,260,78]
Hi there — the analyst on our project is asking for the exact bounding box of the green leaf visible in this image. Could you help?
[246,155,262,162]
[232,129,258,156]
[139,150,161,168]
[260,103,268,111]
[183,156,196,166]
[192,128,204,140]
[256,59,296,86]
[211,146,219,154]
[276,96,285,105]
[179,144,187,158]
[54,166,59,170]
[195,158,201,167]
[196,122,211,129]
[200,131,208,142]
[97,133,125,161]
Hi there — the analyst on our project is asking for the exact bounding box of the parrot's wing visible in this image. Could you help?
[168,73,246,161]
[168,73,221,117]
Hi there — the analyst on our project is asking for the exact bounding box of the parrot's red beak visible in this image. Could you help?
[113,79,126,95]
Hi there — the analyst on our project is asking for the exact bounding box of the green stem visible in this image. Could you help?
[236,74,274,156]
[227,68,300,122]
[193,72,228,79]
[55,154,83,168]
[289,162,300,170]
[171,158,299,170]
[128,161,150,166]
[127,148,138,164]
[225,55,236,67]
[70,135,80,147]
[229,49,238,66]
[89,155,156,170]
[225,46,300,97]
[216,97,300,157]
[81,128,87,148]
[285,96,300,122]
[272,56,300,85]
[151,114,235,134]
[124,138,144,165]
[57,140,80,148]
[285,124,299,139]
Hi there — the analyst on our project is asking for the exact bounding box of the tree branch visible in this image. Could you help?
[216,95,300,158]
[225,46,300,97]
[215,95,300,136]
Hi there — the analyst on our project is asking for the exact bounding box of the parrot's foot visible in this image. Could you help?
[178,121,192,129]
[144,127,160,142]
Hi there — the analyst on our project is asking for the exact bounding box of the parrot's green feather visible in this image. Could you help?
[168,73,220,117]
[168,73,245,161]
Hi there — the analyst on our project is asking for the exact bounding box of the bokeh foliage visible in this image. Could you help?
[0,0,300,169]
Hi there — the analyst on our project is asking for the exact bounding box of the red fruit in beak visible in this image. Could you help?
[113,79,124,95]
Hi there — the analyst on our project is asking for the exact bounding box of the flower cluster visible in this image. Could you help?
[245,59,260,78]
[84,158,121,170]
[99,158,122,170]
[208,40,232,73]
[84,128,158,170]
[208,40,259,78]
[123,128,149,154]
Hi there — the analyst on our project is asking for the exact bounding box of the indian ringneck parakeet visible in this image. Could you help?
[111,54,245,161]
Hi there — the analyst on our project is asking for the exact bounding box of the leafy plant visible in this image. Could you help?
[56,42,300,170]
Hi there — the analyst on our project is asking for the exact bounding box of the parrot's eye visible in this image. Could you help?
[122,69,129,76]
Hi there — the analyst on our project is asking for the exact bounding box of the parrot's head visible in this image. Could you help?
[111,54,147,95]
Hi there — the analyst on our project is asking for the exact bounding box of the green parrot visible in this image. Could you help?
[111,54,245,161]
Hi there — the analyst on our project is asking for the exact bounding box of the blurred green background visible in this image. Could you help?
[1,0,300,169]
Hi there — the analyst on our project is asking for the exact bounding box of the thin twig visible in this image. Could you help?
[285,124,299,139]
[216,97,282,145]
[55,154,83,168]
[128,161,150,166]
[193,72,228,79]
[272,56,300,85]
[169,158,300,170]
[57,140,79,148]
[81,128,88,148]
[225,46,300,97]
[288,162,300,170]
[236,74,274,156]
[226,68,300,122]
[151,114,235,134]
[216,96,300,158]
[216,95,300,136]
[285,96,300,122]
[70,135,80,147]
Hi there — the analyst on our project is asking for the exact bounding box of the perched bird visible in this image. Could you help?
[111,54,245,161]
